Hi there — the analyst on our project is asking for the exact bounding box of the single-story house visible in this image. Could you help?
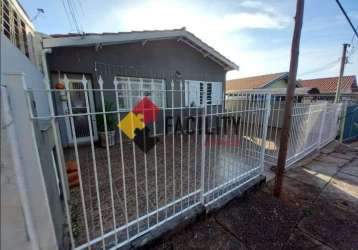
[42,28,239,146]
[226,72,301,92]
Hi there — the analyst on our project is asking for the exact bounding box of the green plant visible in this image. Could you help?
[96,102,117,131]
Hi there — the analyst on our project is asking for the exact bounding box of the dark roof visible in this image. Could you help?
[226,72,288,91]
[43,28,239,70]
[299,75,357,93]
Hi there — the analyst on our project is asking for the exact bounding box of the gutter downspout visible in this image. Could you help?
[41,48,52,85]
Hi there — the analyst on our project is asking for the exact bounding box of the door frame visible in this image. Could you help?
[62,76,98,145]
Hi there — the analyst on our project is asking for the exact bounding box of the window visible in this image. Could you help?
[185,80,223,107]
[115,76,166,109]
[2,0,11,39]
[1,0,31,58]
[21,20,29,57]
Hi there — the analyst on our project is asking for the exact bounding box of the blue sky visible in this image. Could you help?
[22,0,358,80]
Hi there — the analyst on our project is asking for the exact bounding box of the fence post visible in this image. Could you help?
[200,83,207,205]
[260,93,271,173]
[339,101,348,143]
[303,104,312,151]
[317,102,327,149]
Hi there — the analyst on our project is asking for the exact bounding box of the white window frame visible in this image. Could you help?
[185,80,223,107]
[115,76,166,109]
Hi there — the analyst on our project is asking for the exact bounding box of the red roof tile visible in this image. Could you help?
[300,75,357,93]
[226,72,288,91]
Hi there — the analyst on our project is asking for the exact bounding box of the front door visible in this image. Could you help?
[62,77,98,145]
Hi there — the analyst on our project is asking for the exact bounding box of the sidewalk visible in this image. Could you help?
[143,141,358,250]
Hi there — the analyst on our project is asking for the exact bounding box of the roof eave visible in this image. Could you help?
[261,72,289,88]
[42,30,239,71]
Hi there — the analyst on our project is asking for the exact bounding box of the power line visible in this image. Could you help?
[347,25,358,57]
[300,58,340,76]
[66,0,81,33]
[60,0,83,33]
[335,0,358,38]
[60,0,74,31]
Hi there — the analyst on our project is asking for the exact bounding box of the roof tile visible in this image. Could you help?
[226,72,287,91]
[299,75,357,93]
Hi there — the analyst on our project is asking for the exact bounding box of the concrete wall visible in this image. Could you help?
[1,34,49,119]
[1,34,64,249]
[1,106,32,250]
[47,39,227,146]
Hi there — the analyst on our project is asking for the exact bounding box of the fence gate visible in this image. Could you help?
[25,75,271,250]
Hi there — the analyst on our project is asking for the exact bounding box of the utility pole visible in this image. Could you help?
[273,0,304,197]
[334,43,350,103]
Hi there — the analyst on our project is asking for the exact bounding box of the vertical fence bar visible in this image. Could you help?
[207,102,213,195]
[243,94,251,173]
[228,91,235,183]
[274,96,282,159]
[127,76,140,233]
[82,76,106,249]
[152,79,159,224]
[200,83,207,204]
[63,74,91,247]
[211,98,220,196]
[180,81,184,210]
[140,78,150,228]
[218,88,226,198]
[234,93,243,182]
[162,81,168,219]
[252,94,260,164]
[171,80,176,212]
[193,86,199,203]
[260,94,271,173]
[222,91,230,192]
[248,94,255,171]
[186,84,192,207]
[250,93,257,168]
[98,75,118,244]
[113,78,130,240]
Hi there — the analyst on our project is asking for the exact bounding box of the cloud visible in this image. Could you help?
[240,1,265,9]
[223,13,289,30]
[88,0,293,78]
[109,1,289,33]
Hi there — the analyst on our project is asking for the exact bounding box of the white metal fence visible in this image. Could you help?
[24,75,271,250]
[19,75,344,249]
[264,96,342,167]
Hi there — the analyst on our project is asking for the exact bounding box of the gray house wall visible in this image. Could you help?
[47,39,228,146]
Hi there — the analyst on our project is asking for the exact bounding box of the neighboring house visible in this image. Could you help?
[226,72,301,92]
[1,0,43,70]
[42,28,239,146]
[299,75,357,94]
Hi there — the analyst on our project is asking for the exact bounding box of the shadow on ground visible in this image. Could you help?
[143,141,358,250]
